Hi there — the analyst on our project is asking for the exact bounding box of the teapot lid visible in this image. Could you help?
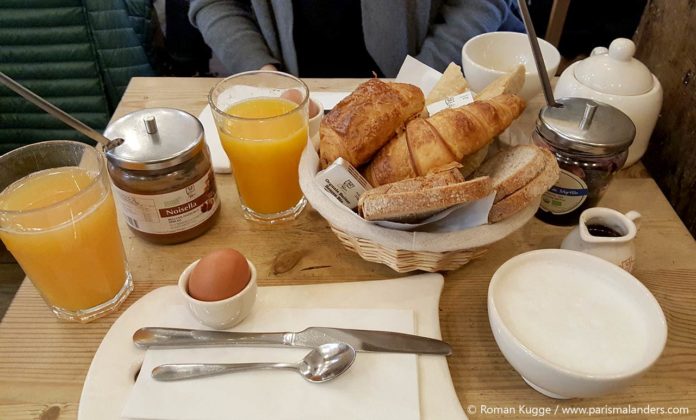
[574,38,654,96]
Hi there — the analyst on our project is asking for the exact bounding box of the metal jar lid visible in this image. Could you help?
[536,97,635,156]
[104,108,204,170]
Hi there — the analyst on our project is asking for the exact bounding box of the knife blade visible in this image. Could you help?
[133,327,451,355]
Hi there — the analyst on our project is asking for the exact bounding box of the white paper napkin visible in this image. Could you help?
[122,307,420,420]
[395,55,443,97]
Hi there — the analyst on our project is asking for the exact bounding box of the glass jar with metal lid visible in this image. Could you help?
[104,108,220,244]
[533,97,635,225]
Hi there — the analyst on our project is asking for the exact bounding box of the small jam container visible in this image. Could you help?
[533,98,635,226]
[104,108,220,244]
[178,258,257,329]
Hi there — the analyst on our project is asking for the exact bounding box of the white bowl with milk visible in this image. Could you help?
[488,249,666,399]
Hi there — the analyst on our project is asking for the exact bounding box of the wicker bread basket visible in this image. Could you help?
[299,145,540,273]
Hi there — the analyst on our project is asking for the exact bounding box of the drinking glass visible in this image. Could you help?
[209,71,310,223]
[0,141,133,322]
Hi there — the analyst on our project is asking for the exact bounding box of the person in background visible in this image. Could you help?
[189,0,524,78]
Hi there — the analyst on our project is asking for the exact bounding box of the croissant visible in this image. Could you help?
[319,79,424,169]
[363,94,526,186]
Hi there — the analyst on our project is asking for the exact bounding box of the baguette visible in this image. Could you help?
[476,64,525,101]
[426,63,469,105]
[320,79,424,168]
[358,166,492,223]
[488,148,559,223]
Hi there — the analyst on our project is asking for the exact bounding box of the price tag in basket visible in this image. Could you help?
[315,158,372,210]
[426,91,475,115]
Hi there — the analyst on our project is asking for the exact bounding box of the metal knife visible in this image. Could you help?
[133,327,451,355]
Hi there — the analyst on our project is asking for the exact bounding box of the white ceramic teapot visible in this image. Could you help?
[561,207,641,272]
[554,38,662,167]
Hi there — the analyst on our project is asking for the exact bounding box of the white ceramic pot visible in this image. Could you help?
[561,207,641,272]
[554,38,662,167]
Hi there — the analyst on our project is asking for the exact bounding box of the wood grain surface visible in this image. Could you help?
[0,78,694,419]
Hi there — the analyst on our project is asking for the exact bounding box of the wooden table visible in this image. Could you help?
[1,78,694,419]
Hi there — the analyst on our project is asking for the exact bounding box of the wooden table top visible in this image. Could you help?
[1,77,694,419]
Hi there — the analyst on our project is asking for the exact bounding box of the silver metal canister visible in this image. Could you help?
[104,108,220,244]
[532,97,635,225]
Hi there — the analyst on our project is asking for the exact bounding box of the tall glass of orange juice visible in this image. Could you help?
[209,71,309,223]
[0,141,132,322]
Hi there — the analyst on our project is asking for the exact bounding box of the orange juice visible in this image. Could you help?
[0,167,127,311]
[219,97,308,214]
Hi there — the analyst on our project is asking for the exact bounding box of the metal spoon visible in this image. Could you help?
[151,342,356,383]
[0,71,123,150]
[517,0,561,108]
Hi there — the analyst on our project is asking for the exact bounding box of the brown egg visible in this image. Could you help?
[188,249,251,301]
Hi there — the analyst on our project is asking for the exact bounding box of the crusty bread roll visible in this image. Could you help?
[488,148,559,223]
[358,165,492,223]
[319,79,424,169]
[363,94,526,186]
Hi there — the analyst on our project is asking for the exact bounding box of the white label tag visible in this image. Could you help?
[426,91,475,115]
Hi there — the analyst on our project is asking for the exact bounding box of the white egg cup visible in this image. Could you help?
[178,258,257,329]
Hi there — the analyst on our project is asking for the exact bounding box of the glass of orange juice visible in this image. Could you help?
[0,141,132,322]
[209,71,310,223]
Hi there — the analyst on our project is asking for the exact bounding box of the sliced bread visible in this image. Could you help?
[358,166,492,223]
[475,64,525,101]
[488,148,560,223]
[473,144,548,201]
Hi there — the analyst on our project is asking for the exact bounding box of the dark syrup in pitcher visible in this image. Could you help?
[586,224,622,237]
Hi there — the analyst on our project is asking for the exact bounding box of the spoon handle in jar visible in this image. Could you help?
[516,0,560,107]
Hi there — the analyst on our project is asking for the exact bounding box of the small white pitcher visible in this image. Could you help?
[561,207,641,272]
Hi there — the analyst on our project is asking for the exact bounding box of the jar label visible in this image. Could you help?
[111,170,219,235]
[539,169,588,215]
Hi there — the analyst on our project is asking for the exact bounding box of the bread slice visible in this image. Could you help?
[473,145,547,201]
[426,63,469,105]
[475,64,525,101]
[488,149,559,223]
[358,166,492,223]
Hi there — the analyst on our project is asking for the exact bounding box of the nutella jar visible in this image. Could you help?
[104,108,220,244]
[533,98,635,226]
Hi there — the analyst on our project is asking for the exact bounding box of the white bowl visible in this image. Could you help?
[488,249,666,399]
[178,258,257,329]
[462,32,560,100]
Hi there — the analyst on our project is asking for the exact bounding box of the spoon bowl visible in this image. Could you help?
[152,342,356,383]
[297,342,356,382]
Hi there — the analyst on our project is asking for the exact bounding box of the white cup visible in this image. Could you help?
[462,31,560,100]
[178,258,257,329]
[308,98,324,151]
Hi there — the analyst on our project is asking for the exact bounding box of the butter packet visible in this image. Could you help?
[315,158,372,210]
